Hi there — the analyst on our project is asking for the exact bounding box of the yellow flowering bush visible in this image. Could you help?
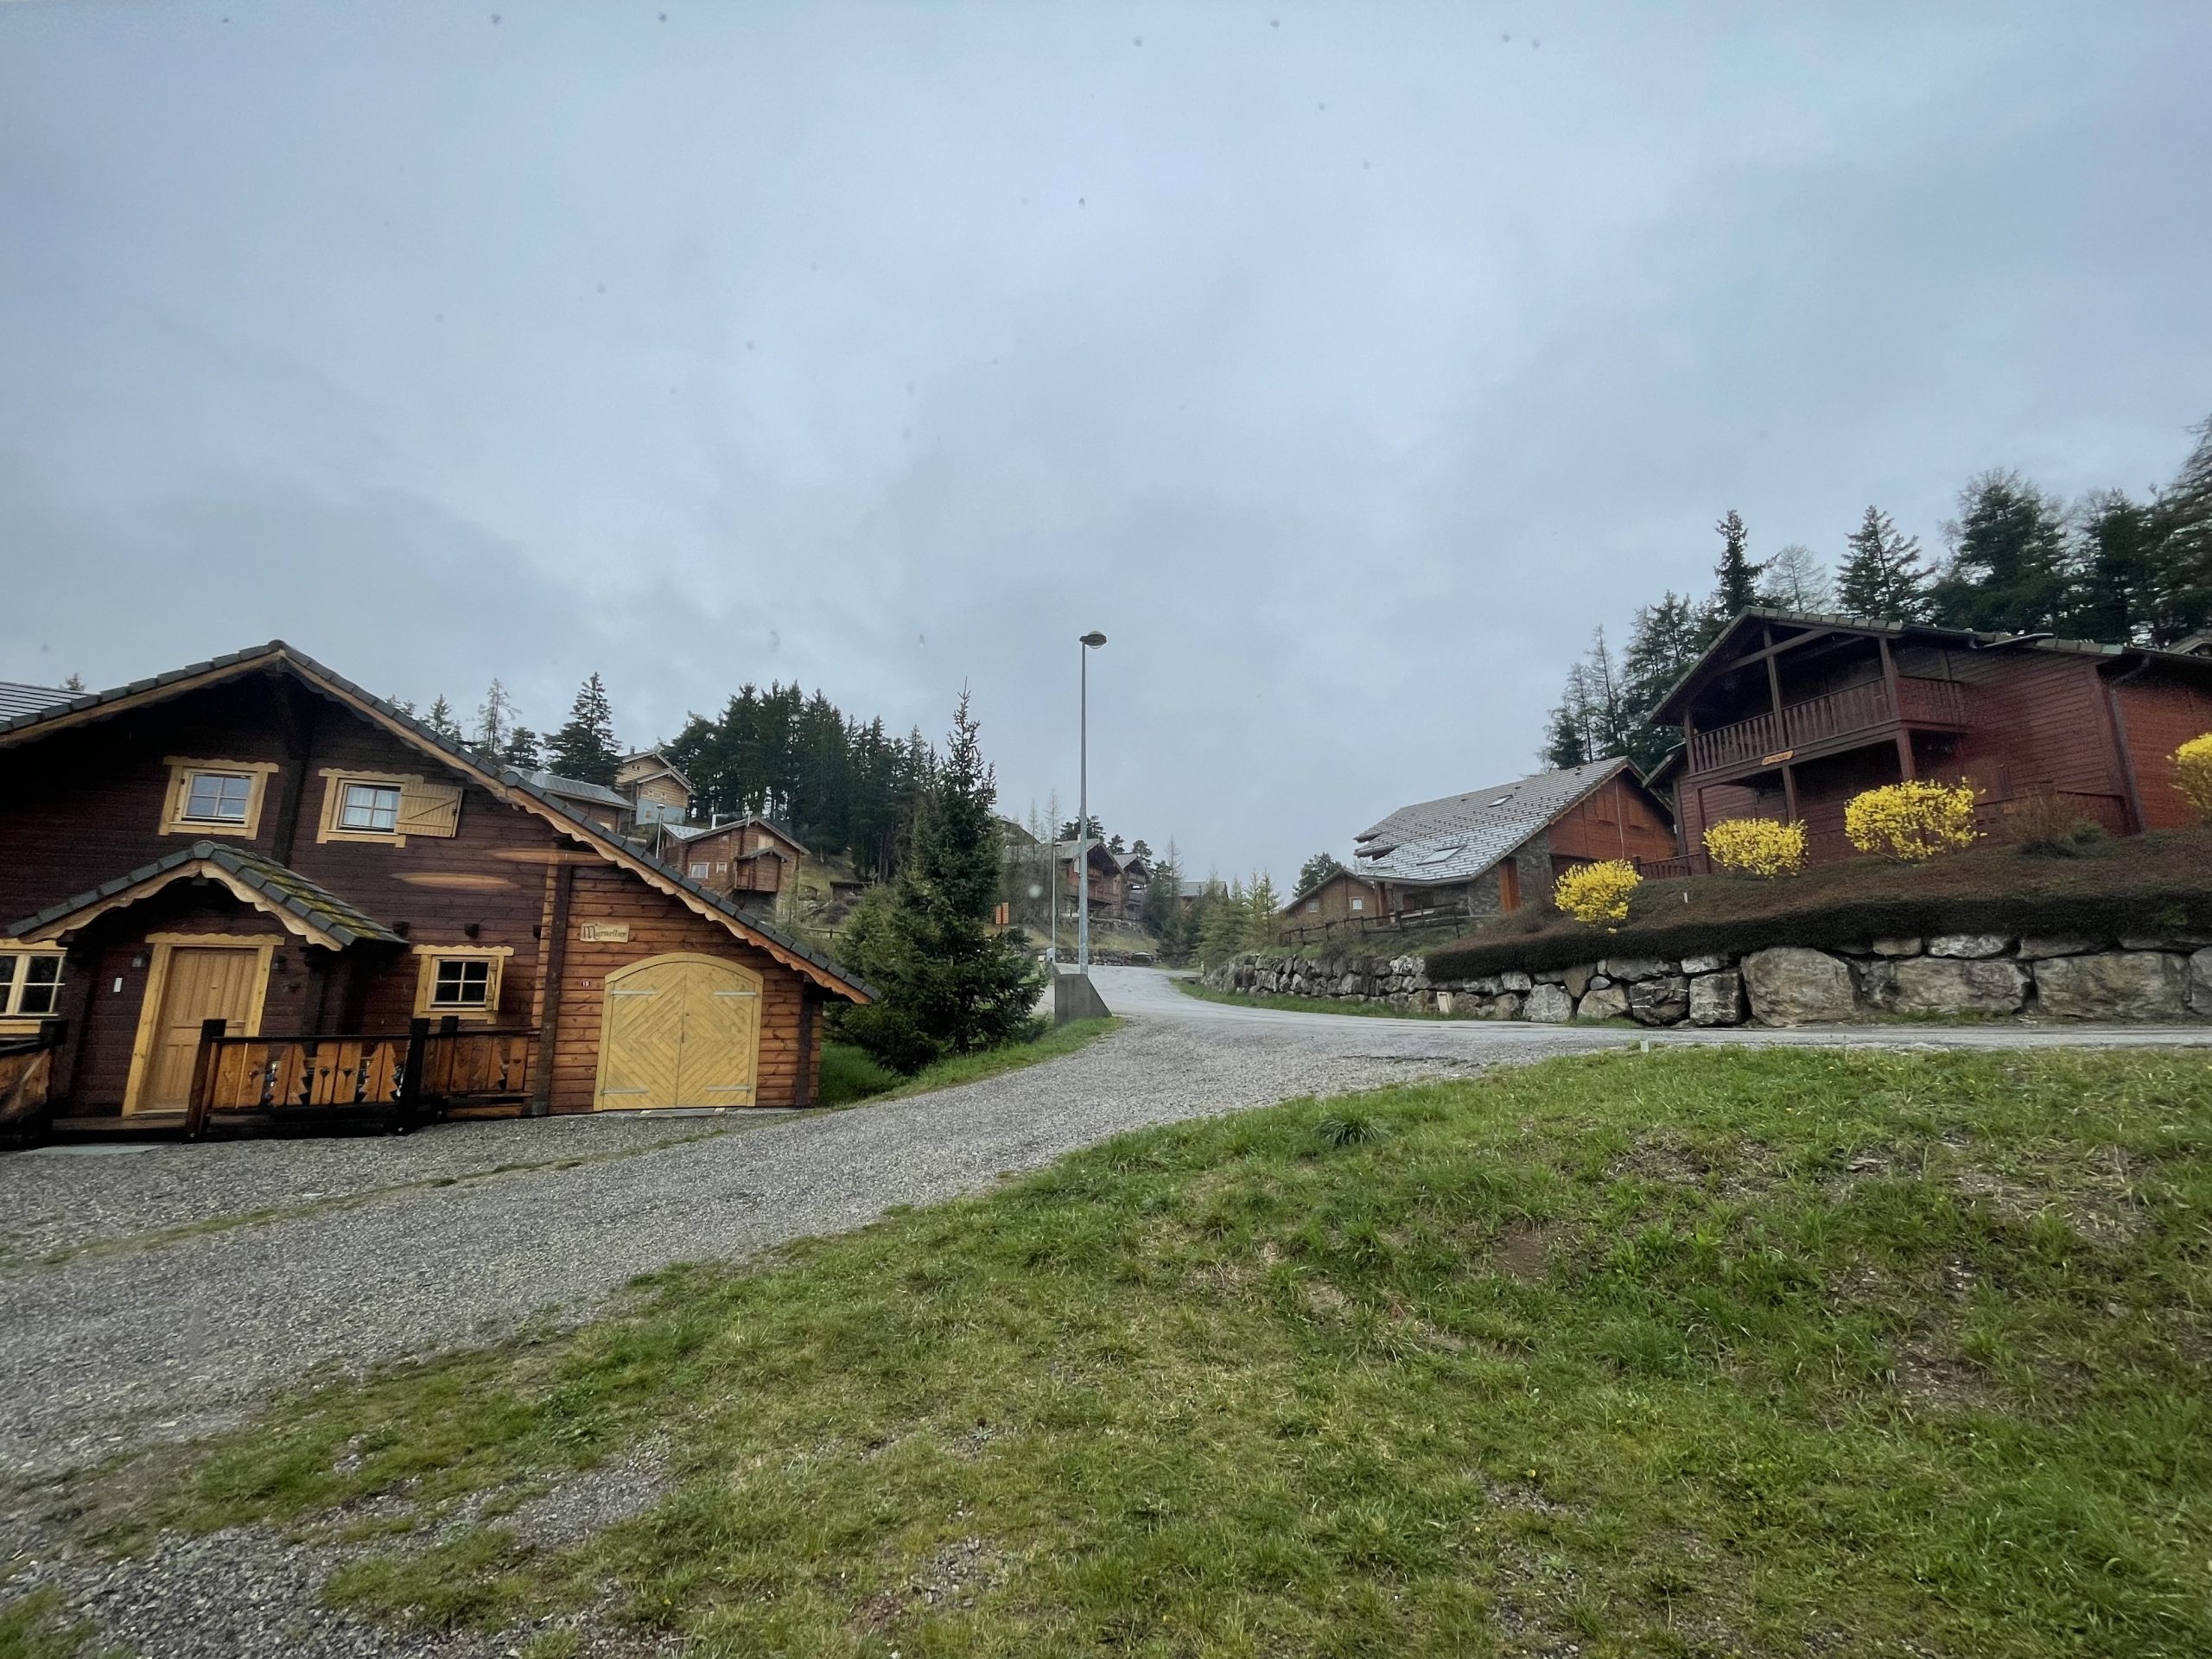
[1843,780,1979,861]
[1554,859,1641,928]
[2174,734,2212,821]
[1702,816,1808,877]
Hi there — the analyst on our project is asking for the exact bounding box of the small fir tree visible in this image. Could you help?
[832,690,1047,1072]
[547,672,622,784]
[500,726,543,770]
[423,695,463,742]
[1707,509,1768,626]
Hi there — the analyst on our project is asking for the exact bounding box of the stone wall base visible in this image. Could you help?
[1202,935,2212,1027]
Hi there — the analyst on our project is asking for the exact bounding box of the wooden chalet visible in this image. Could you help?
[614,750,693,829]
[1054,841,1146,921]
[663,817,808,902]
[1350,758,1677,923]
[1651,610,2212,869]
[0,643,870,1140]
[1281,868,1382,931]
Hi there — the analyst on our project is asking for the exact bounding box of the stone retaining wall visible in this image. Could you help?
[1204,934,2212,1027]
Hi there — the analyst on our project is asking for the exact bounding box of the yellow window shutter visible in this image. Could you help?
[397,779,464,837]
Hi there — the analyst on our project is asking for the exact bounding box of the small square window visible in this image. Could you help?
[1351,898,1365,912]
[1306,899,1319,912]
[690,861,709,878]
[430,958,493,1009]
[0,952,62,1019]
[181,771,252,823]
[339,782,403,831]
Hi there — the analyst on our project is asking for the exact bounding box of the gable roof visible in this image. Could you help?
[0,682,73,721]
[659,815,810,856]
[1281,864,1380,912]
[1352,758,1633,886]
[616,750,693,791]
[10,841,404,950]
[517,769,631,811]
[0,642,869,1001]
[1651,607,2212,724]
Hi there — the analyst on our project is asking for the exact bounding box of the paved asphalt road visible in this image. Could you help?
[4,967,2209,1483]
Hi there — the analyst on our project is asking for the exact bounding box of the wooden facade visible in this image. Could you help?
[0,645,866,1131]
[1656,613,2212,868]
[614,752,693,828]
[666,817,807,899]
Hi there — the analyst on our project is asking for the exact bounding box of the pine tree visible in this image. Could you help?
[1931,472,2071,633]
[1707,510,1768,627]
[1130,838,1153,859]
[2069,491,2162,644]
[474,679,518,756]
[1762,543,1832,613]
[1541,693,1590,769]
[1835,505,1930,621]
[1141,837,1182,940]
[1618,593,1705,771]
[60,673,85,693]
[2150,416,2212,643]
[547,673,622,784]
[1243,873,1281,950]
[1295,852,1344,895]
[1198,877,1249,967]
[832,690,1046,1071]
[500,726,543,770]
[423,695,463,742]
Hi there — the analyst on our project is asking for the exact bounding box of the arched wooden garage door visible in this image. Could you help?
[594,953,763,1110]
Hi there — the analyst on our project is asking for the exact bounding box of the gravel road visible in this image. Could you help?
[3,969,2209,1656]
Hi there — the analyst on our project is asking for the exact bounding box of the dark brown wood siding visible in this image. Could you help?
[1548,776,1678,865]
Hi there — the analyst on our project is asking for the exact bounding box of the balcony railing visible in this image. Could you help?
[184,1020,537,1138]
[1687,677,1968,777]
[0,1025,65,1140]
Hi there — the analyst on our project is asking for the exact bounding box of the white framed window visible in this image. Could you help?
[338,781,403,832]
[1351,898,1365,912]
[410,945,512,1020]
[159,757,278,837]
[1306,899,1319,912]
[690,861,710,878]
[0,950,65,1021]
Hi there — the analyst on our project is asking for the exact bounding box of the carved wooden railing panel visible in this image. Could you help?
[185,1025,538,1137]
[0,1038,59,1132]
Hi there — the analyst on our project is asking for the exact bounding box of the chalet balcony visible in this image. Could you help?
[1686,676,1969,778]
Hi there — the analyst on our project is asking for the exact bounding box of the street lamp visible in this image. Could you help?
[1077,631,1107,970]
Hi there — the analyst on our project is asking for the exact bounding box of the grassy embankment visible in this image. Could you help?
[817,1018,1118,1107]
[1433,824,2212,980]
[50,1046,2212,1657]
[1173,975,1481,1021]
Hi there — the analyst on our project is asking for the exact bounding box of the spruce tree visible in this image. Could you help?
[1243,873,1281,950]
[1296,851,1344,895]
[423,695,463,742]
[2151,416,2212,642]
[499,726,543,770]
[2070,490,2161,644]
[832,690,1046,1072]
[1931,471,2071,633]
[1708,510,1768,626]
[1835,505,1930,621]
[547,673,622,784]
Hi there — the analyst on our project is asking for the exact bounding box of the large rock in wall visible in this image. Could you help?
[1198,931,2211,1027]
[1740,948,1858,1026]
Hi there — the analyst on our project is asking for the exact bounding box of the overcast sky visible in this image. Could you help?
[3,3,2208,883]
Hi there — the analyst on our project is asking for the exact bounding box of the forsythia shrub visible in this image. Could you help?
[1702,816,1808,877]
[1844,780,1979,861]
[2174,734,2212,821]
[1554,859,1641,927]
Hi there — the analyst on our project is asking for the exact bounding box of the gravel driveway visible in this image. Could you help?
[4,969,2210,1656]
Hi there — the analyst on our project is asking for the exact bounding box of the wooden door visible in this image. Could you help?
[1497,859,1522,914]
[594,954,763,1110]
[137,946,264,1113]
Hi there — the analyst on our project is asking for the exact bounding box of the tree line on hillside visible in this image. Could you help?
[394,670,948,881]
[1544,416,2212,774]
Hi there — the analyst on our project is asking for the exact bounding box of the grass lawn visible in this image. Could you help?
[817,1017,1119,1106]
[1173,975,1478,1021]
[64,1047,2212,1656]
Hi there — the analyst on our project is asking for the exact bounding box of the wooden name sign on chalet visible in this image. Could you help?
[578,922,631,943]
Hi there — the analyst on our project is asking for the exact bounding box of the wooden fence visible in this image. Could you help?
[183,1019,537,1139]
[0,1026,64,1141]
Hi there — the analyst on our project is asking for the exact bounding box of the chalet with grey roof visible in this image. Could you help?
[1350,758,1676,922]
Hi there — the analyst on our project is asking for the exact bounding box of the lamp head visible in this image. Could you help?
[1079,631,1107,648]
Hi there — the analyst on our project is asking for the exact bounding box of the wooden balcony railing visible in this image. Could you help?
[184,1020,537,1139]
[1687,677,1969,776]
[0,1025,65,1139]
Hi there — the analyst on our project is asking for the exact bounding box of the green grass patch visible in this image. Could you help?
[67,1048,2212,1656]
[818,1018,1119,1106]
[0,1587,117,1658]
[1173,975,1477,1020]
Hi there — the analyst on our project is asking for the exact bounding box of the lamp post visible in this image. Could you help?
[1077,631,1107,971]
